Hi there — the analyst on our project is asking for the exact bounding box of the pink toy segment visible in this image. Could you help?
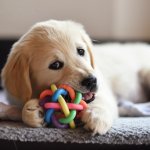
[44,102,84,110]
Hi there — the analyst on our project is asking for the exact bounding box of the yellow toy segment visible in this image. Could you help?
[50,84,75,128]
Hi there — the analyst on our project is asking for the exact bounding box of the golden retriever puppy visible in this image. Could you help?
[2,20,150,134]
[1,20,118,134]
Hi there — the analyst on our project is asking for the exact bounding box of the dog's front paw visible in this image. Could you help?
[81,106,113,135]
[22,99,45,127]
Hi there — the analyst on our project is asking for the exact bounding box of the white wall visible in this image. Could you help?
[0,0,150,40]
[113,0,150,40]
[0,0,114,39]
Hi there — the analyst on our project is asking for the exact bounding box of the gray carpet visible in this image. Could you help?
[0,91,150,145]
[0,117,150,145]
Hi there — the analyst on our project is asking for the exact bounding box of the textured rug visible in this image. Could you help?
[1,89,150,145]
[0,117,150,145]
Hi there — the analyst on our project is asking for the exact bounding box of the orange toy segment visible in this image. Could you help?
[80,100,88,109]
[59,84,76,100]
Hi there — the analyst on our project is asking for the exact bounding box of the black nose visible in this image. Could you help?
[81,75,97,91]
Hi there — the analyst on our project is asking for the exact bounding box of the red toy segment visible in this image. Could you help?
[39,90,53,100]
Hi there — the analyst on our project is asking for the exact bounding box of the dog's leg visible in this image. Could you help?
[115,68,150,117]
[0,102,22,121]
[22,99,45,127]
[139,68,150,95]
[81,82,118,135]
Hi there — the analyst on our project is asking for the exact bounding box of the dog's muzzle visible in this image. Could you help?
[81,75,97,92]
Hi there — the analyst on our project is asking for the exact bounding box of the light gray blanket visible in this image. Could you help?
[0,117,150,145]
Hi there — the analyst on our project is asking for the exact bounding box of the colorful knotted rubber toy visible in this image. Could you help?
[39,84,88,129]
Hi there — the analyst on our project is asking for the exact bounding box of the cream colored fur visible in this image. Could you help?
[1,20,150,135]
[93,43,150,103]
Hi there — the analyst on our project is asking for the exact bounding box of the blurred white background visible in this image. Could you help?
[0,0,150,40]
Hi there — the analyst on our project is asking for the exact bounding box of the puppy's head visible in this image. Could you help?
[2,20,98,105]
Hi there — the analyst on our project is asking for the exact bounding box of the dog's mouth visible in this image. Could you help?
[56,83,96,103]
[82,92,95,103]
[70,86,96,103]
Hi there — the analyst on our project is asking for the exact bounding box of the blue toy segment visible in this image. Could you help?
[45,88,67,124]
[45,109,54,124]
[52,89,67,102]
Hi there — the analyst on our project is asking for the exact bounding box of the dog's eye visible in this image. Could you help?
[77,48,85,56]
[49,61,64,70]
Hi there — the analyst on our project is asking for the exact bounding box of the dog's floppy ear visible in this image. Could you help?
[80,30,95,69]
[1,50,32,104]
